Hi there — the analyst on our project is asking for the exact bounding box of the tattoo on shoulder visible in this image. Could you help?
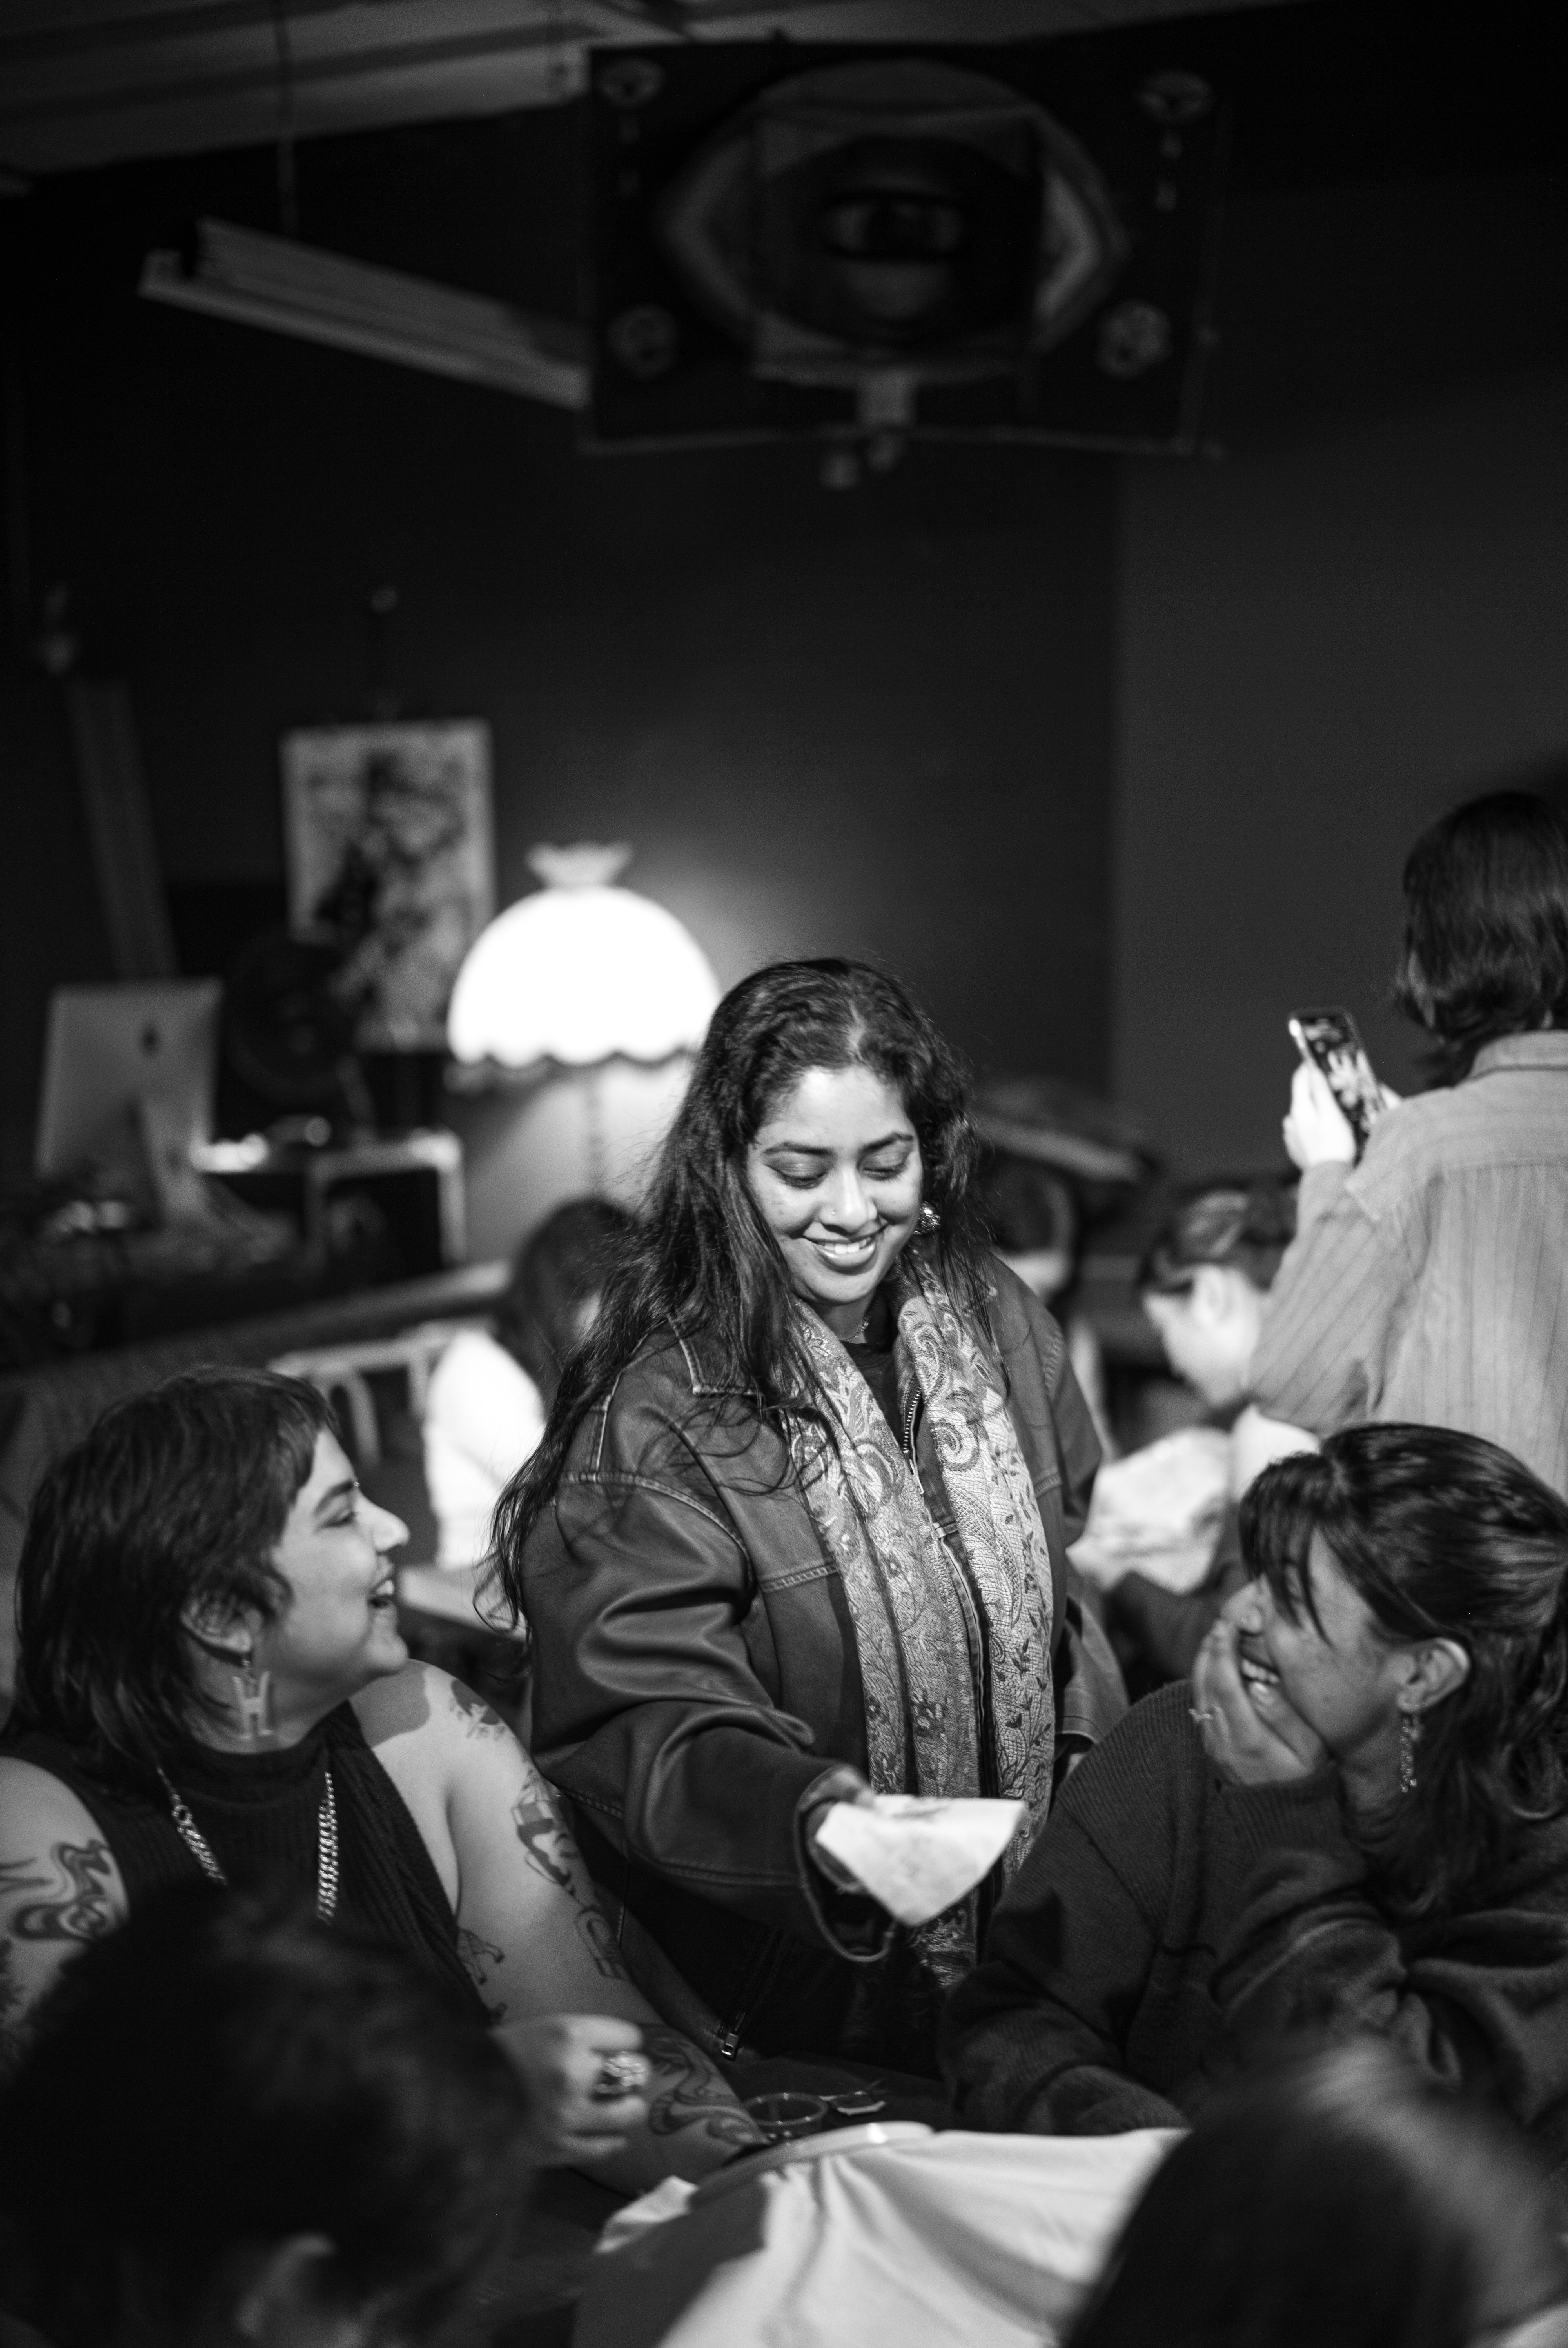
[508,1788,630,1983]
[457,1926,508,2023]
[640,2026,762,2148]
[0,1843,116,1944]
[448,1681,510,1742]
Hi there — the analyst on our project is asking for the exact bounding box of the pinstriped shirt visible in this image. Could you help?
[1251,1032,1568,1494]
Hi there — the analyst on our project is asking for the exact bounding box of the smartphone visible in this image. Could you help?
[1288,1007,1385,1157]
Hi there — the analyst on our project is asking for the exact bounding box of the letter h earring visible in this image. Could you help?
[230,1650,276,1743]
[1398,1707,1422,1796]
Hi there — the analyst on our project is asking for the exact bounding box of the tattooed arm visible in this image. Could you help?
[639,2026,766,2154]
[358,1664,762,2189]
[0,1759,127,2078]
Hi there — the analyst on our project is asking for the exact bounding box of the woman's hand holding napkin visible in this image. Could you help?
[809,1795,1025,1925]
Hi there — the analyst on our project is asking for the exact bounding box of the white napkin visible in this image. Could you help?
[815,1795,1026,1926]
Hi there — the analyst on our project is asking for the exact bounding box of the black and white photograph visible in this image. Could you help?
[2,4,1566,2345]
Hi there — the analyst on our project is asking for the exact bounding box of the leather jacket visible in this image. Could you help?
[523,1259,1122,2066]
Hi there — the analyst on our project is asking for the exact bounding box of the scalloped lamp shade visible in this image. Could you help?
[447,882,720,1069]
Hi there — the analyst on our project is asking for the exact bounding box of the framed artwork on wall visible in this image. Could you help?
[280,720,495,1050]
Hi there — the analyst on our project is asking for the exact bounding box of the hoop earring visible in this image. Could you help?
[1398,1708,1421,1796]
[229,1651,276,1743]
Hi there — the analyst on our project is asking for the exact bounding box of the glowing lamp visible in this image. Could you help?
[448,843,720,1071]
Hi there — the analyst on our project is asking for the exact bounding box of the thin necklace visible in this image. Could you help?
[158,1763,340,1925]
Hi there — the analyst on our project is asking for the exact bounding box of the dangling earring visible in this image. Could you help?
[1398,1707,1421,1796]
[918,1203,940,1235]
[229,1650,276,1743]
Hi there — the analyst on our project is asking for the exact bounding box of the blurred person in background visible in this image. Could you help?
[969,1076,1160,1465]
[1254,791,1568,1492]
[0,1368,759,2190]
[942,1423,1568,2172]
[495,959,1123,2076]
[1064,2044,1568,2348]
[0,1888,534,2348]
[423,1197,633,1572]
[1103,1183,1318,1687]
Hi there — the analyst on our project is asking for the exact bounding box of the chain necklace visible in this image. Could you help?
[158,1764,340,1925]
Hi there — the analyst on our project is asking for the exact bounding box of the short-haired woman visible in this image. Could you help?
[0,1888,535,2348]
[1254,790,1568,1491]
[940,1423,1568,2171]
[0,1368,759,2191]
[495,959,1121,2074]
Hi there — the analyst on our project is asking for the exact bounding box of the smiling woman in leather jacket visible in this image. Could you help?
[492,959,1124,2075]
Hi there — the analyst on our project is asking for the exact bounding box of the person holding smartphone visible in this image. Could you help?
[1250,791,1568,1495]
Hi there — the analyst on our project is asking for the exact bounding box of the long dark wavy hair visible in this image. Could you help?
[1240,1423,1568,1919]
[490,958,992,1609]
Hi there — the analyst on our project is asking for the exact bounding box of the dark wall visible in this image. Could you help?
[1111,147,1568,1170]
[1114,363,1568,1174]
[7,0,1566,1181]
[0,106,1116,1178]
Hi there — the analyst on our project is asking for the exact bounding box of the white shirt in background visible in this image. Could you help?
[1228,1401,1318,1499]
[423,1327,548,1570]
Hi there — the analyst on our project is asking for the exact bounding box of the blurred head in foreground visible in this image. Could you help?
[1066,2044,1568,2348]
[0,1888,532,2348]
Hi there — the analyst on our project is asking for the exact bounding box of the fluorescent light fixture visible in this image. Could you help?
[140,217,588,409]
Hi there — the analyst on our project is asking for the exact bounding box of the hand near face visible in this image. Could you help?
[1192,1616,1328,1787]
[494,2013,649,2167]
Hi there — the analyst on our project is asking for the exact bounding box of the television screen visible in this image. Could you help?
[588,42,1225,452]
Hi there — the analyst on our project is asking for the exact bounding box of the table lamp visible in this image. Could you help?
[446,842,720,1192]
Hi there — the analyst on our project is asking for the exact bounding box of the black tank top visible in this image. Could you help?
[4,1703,483,2018]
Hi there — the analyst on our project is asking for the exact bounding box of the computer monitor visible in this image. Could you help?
[35,981,221,1214]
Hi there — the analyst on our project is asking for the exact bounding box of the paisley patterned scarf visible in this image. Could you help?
[791,1252,1056,2051]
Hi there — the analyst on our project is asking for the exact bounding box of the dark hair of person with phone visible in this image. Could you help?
[1064,2045,1568,2348]
[1252,789,1568,1497]
[0,1887,533,2348]
[1392,790,1568,1080]
[940,1422,1568,2166]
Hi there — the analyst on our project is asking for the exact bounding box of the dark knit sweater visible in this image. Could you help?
[939,1683,1568,2172]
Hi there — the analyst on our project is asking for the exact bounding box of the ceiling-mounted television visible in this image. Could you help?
[587,41,1227,454]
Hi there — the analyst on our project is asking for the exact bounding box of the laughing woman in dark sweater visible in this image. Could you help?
[942,1424,1568,2175]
